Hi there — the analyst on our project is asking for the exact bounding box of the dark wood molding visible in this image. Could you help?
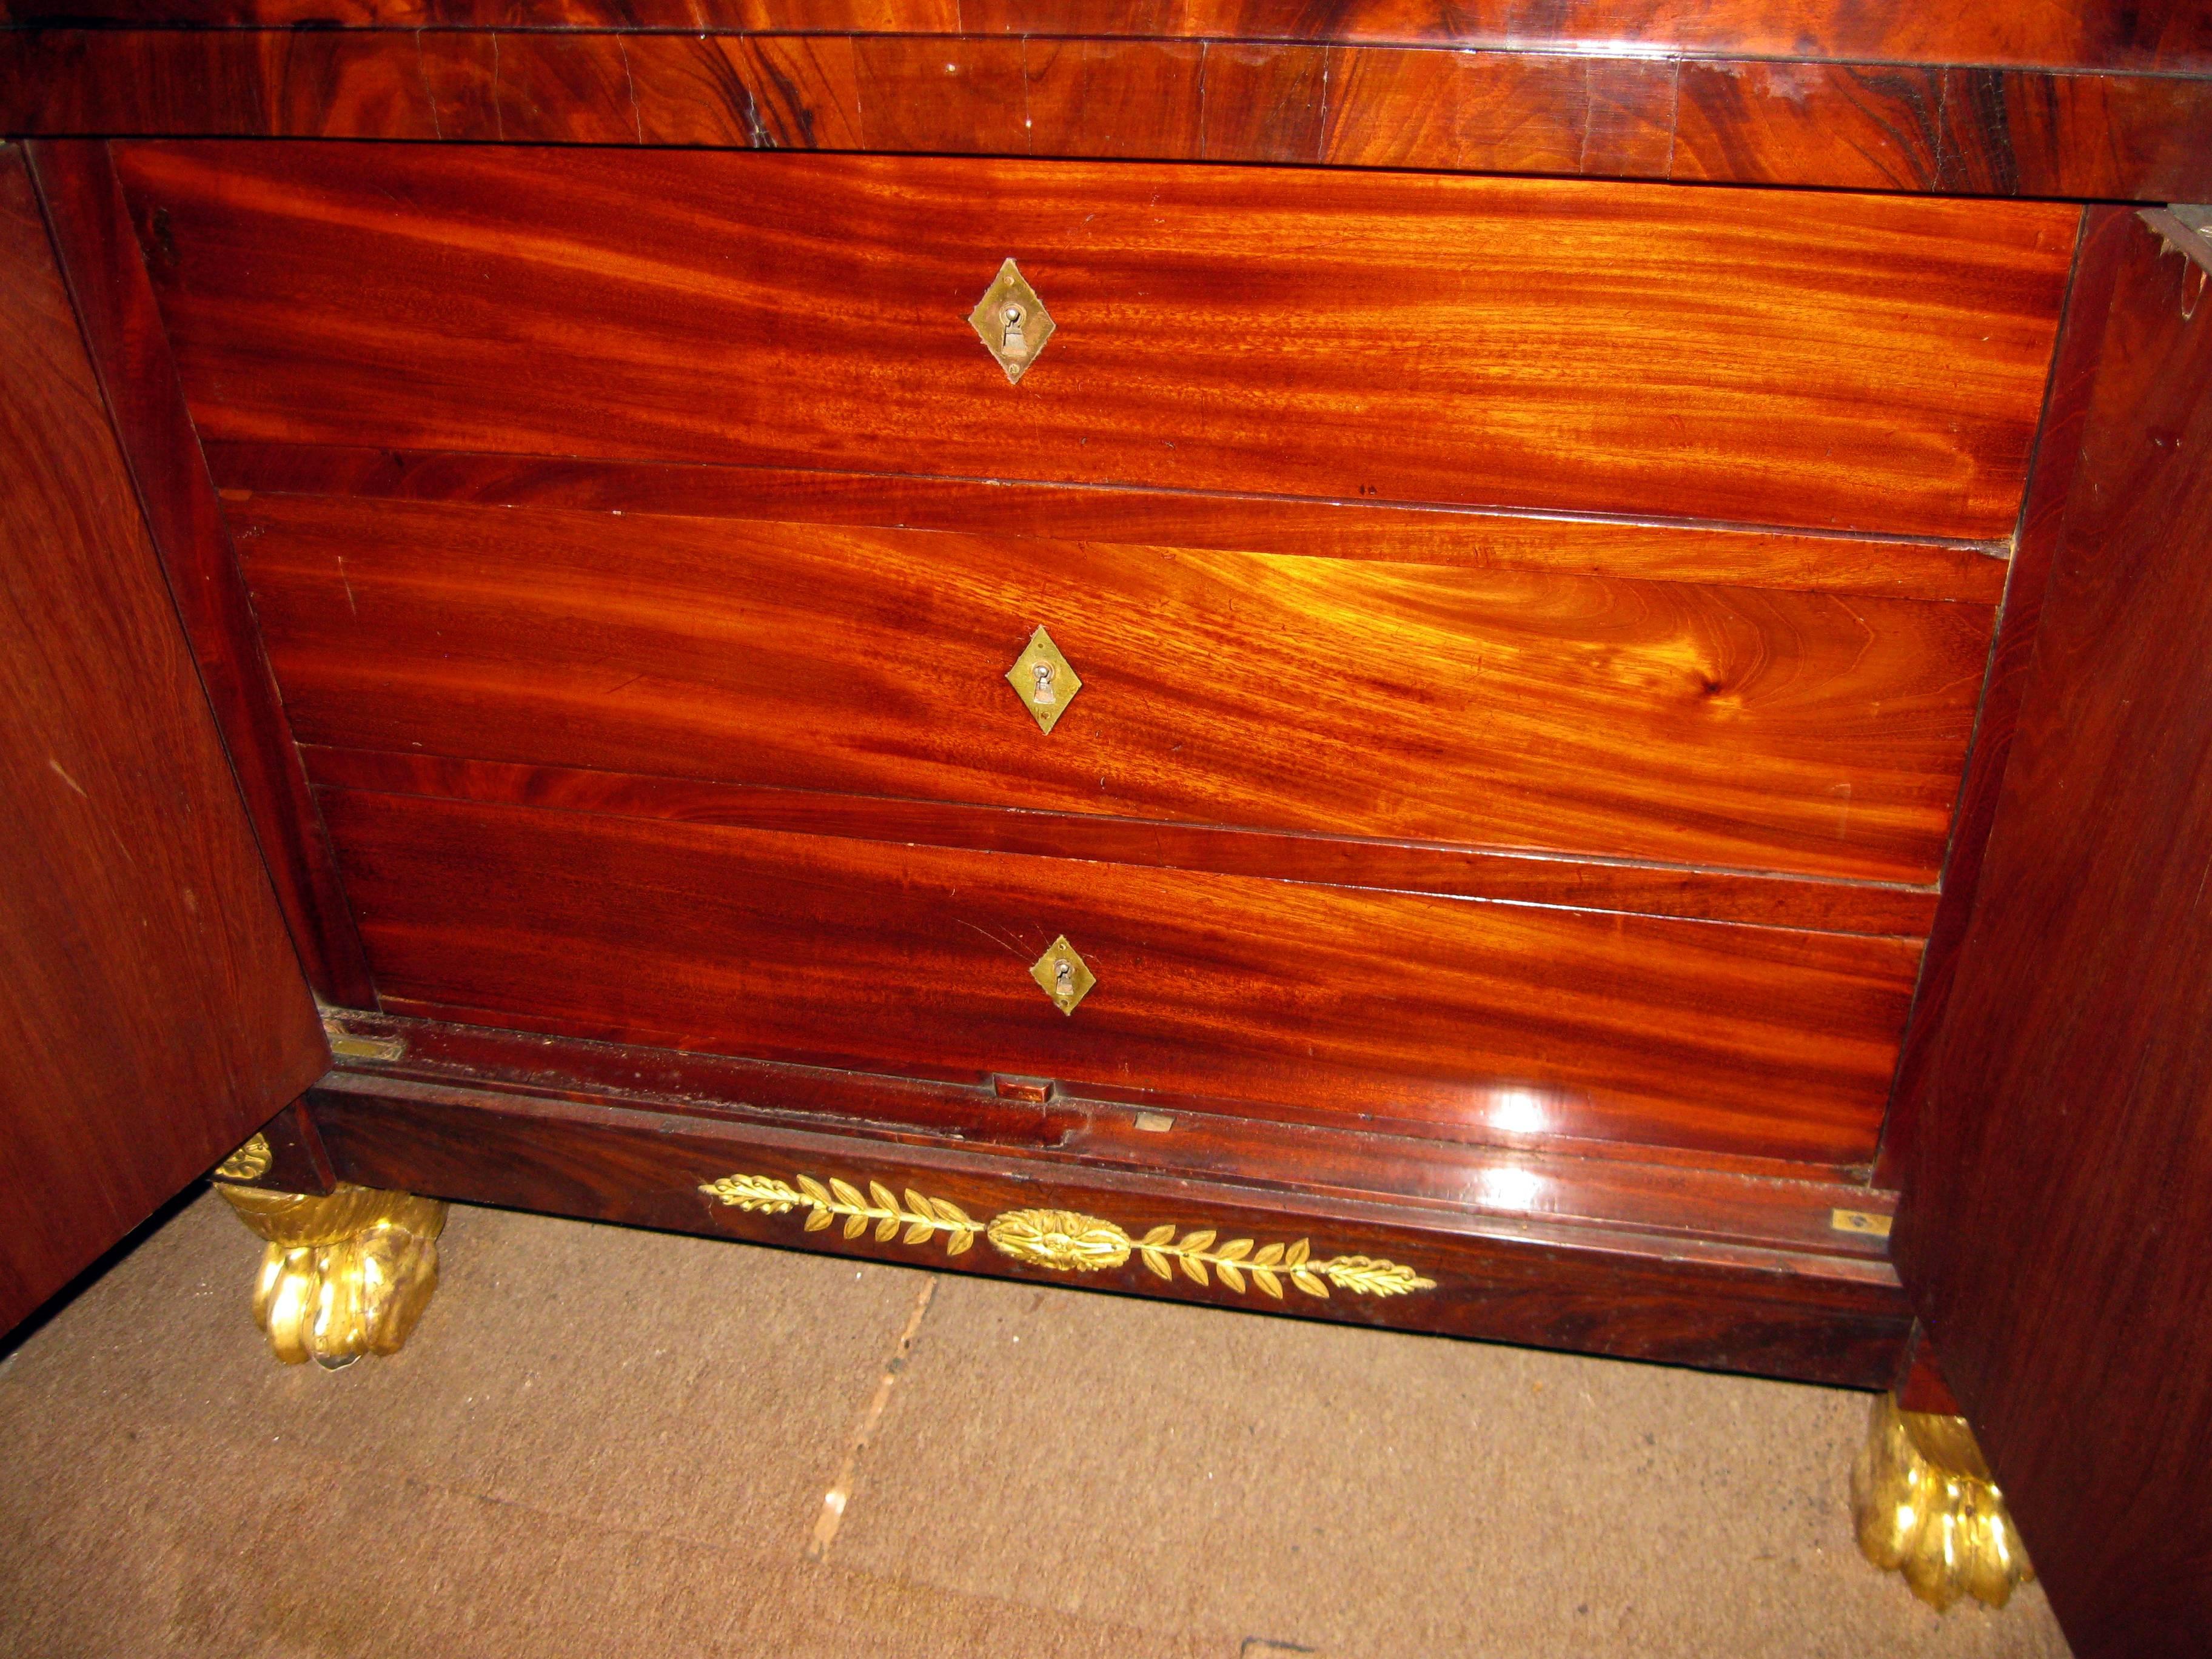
[5,31,2209,199]
[5,2,2210,76]
[303,1011,1912,1387]
[24,138,374,1004]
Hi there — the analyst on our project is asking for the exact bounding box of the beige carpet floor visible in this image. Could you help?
[0,1187,2070,1658]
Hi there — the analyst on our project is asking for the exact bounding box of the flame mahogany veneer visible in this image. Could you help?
[13,8,2212,1646]
[0,42,2094,1369]
[24,117,2090,1385]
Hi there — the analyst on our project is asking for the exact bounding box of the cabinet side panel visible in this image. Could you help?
[27,139,375,1006]
[1893,215,2212,1656]
[0,147,326,1336]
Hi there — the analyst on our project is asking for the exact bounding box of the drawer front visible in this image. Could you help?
[322,789,1921,1168]
[121,142,2075,540]
[241,495,1990,885]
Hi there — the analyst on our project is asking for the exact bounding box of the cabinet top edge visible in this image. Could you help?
[4,5,2211,82]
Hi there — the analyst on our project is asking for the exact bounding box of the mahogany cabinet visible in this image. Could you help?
[4,7,2209,1651]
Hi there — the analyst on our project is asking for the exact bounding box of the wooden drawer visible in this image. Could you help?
[120,142,2074,540]
[320,788,1921,1169]
[239,493,1990,885]
[116,138,2033,1186]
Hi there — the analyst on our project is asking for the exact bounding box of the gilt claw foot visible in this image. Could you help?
[216,1183,449,1368]
[1852,1393,2033,1610]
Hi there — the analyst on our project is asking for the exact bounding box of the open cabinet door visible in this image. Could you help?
[0,144,328,1338]
[1894,209,2212,1655]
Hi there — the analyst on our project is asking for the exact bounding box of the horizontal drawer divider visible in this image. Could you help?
[303,746,1939,937]
[209,442,2014,606]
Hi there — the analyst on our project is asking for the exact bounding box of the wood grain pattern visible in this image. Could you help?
[850,36,1027,153]
[1936,67,2212,201]
[1892,212,2212,1658]
[236,494,1992,885]
[116,142,2074,541]
[5,1,2207,75]
[303,748,1942,936]
[628,32,862,149]
[209,445,2013,605]
[1195,42,1324,164]
[2,28,446,139]
[7,33,2208,199]
[1317,47,1674,176]
[318,787,1921,1168]
[484,31,640,144]
[1022,38,1206,158]
[1876,208,2130,1187]
[1672,62,1943,192]
[27,141,375,1004]
[0,147,326,1336]
[307,1068,1912,1386]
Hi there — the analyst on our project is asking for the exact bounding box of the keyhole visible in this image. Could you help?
[1054,959,1074,999]
[1002,303,1027,356]
[1030,660,1056,706]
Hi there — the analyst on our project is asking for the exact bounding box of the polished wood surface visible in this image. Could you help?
[1877,207,2131,1185]
[8,35,2207,200]
[1893,213,2212,1656]
[116,142,2074,541]
[236,495,1991,886]
[305,748,1941,936]
[320,788,1920,1168]
[331,1010,1901,1243]
[2,4,2207,1624]
[212,445,2013,605]
[0,146,326,1336]
[26,140,374,1004]
[5,0,2208,73]
[1892,1325,1963,1417]
[307,1065,1913,1386]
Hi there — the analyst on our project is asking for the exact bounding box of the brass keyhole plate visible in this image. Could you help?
[1006,625,1082,733]
[968,258,1055,383]
[1030,935,1096,1016]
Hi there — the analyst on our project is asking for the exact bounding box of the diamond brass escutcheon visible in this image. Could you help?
[968,258,1054,383]
[1006,625,1082,733]
[1030,935,1096,1016]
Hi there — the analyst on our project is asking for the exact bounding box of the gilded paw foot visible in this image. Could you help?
[1852,1393,2033,1609]
[215,1183,449,1368]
